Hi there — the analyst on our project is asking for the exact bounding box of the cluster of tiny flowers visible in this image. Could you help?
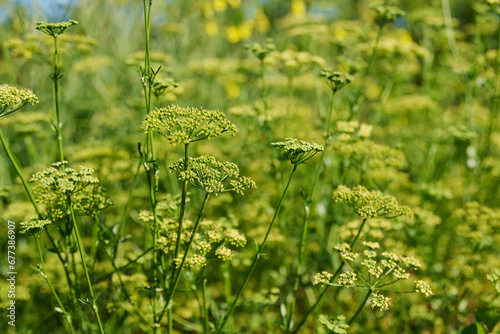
[370,293,391,311]
[320,69,353,93]
[35,20,78,37]
[169,155,256,195]
[156,218,247,268]
[247,39,275,61]
[0,84,39,119]
[71,187,113,216]
[19,217,51,238]
[141,105,237,144]
[452,201,500,243]
[338,272,357,287]
[266,49,326,78]
[333,185,413,219]
[334,242,359,261]
[271,138,324,165]
[370,2,405,26]
[318,314,350,334]
[30,161,99,194]
[215,245,233,261]
[415,280,434,297]
[312,271,333,286]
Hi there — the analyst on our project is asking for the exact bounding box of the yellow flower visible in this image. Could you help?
[213,0,226,12]
[225,25,239,43]
[291,0,306,16]
[205,21,219,37]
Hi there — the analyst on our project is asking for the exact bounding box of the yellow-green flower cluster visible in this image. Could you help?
[320,69,353,93]
[334,243,359,261]
[333,185,413,219]
[156,218,247,269]
[169,155,256,195]
[415,280,434,297]
[338,272,357,287]
[318,314,350,334]
[370,2,405,27]
[334,241,424,292]
[71,187,113,217]
[141,105,237,144]
[266,49,326,78]
[31,162,111,220]
[35,20,78,37]
[0,85,39,119]
[272,138,324,165]
[19,217,51,238]
[452,201,500,243]
[370,293,391,311]
[312,271,333,287]
[30,161,99,195]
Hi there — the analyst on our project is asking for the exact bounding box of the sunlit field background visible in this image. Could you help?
[1,0,500,333]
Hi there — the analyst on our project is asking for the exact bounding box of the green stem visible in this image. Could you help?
[36,237,76,334]
[216,164,298,334]
[348,289,372,325]
[68,195,105,334]
[0,128,41,216]
[52,35,64,162]
[159,192,211,323]
[173,143,190,262]
[292,218,369,333]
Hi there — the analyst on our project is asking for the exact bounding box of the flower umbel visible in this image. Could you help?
[320,69,353,92]
[35,20,78,37]
[30,161,99,194]
[370,293,391,311]
[272,138,324,165]
[141,105,237,144]
[333,185,413,219]
[0,84,39,119]
[169,155,256,195]
[415,280,434,297]
[370,2,405,26]
[19,218,51,238]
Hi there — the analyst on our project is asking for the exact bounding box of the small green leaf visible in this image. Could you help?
[476,308,500,331]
